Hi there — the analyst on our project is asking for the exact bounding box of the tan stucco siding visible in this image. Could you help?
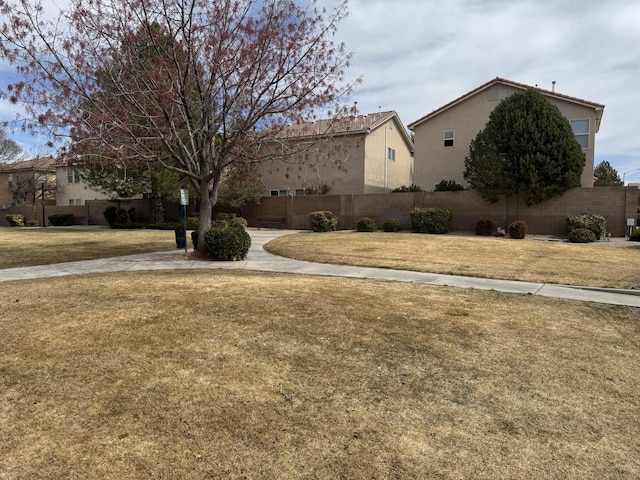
[413,85,599,191]
[363,120,414,193]
[259,134,366,195]
[55,166,113,205]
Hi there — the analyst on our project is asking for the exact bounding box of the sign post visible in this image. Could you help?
[180,189,189,254]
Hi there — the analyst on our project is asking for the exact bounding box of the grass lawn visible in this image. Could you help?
[0,227,177,269]
[1,228,639,478]
[1,270,639,479]
[265,231,640,289]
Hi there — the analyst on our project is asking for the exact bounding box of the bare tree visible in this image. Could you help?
[0,129,23,164]
[0,0,358,243]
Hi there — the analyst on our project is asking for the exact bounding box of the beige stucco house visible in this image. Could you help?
[54,159,115,206]
[408,77,605,191]
[259,111,414,196]
[0,156,56,208]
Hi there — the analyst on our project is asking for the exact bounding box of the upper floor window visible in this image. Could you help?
[487,86,508,101]
[7,174,13,188]
[270,189,288,197]
[67,169,81,184]
[443,131,454,147]
[570,119,589,149]
[387,147,396,161]
[295,189,305,196]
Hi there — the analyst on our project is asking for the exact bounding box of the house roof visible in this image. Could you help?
[0,156,57,173]
[276,110,414,152]
[408,77,605,132]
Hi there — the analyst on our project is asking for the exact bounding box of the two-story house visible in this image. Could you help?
[408,77,605,191]
[259,110,414,196]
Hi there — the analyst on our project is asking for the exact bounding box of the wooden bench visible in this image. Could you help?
[256,217,287,229]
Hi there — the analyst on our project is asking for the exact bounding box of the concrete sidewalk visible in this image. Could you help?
[1,229,639,307]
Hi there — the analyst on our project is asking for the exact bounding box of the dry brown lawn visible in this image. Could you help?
[1,270,639,479]
[265,231,640,289]
[0,227,176,269]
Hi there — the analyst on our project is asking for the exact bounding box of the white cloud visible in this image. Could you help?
[335,0,640,177]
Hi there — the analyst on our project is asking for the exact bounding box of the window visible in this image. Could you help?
[387,147,396,161]
[443,131,454,147]
[487,86,508,101]
[69,199,83,206]
[270,189,288,197]
[67,169,81,184]
[7,174,13,188]
[570,119,589,149]
[295,189,305,196]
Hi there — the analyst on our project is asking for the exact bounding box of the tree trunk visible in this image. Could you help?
[151,194,164,224]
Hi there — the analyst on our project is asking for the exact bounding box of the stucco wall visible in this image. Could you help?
[243,185,638,237]
[412,84,600,192]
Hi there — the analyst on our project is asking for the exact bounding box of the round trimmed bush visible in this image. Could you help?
[356,217,377,232]
[309,211,338,232]
[202,225,251,261]
[410,207,452,234]
[568,227,596,243]
[475,218,494,236]
[508,220,528,239]
[382,218,401,232]
[567,213,606,240]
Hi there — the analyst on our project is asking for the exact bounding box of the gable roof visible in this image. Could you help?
[408,77,605,132]
[0,156,57,173]
[276,110,414,152]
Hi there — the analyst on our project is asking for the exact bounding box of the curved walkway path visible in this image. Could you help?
[1,229,639,307]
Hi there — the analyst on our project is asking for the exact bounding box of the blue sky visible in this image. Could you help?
[2,0,639,184]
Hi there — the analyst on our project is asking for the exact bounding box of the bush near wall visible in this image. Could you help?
[356,217,378,232]
[567,213,606,240]
[508,220,528,239]
[5,214,25,227]
[383,218,401,232]
[475,219,494,236]
[568,228,597,243]
[410,207,452,234]
[309,211,338,232]
[48,213,74,226]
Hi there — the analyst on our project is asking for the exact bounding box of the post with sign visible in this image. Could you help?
[180,188,189,254]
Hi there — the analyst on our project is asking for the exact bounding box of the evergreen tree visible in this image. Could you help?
[464,89,585,205]
[593,160,623,186]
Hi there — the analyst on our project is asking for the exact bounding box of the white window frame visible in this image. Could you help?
[570,119,589,149]
[270,189,288,197]
[387,147,396,162]
[68,169,81,184]
[7,174,13,188]
[443,131,454,147]
[295,189,305,196]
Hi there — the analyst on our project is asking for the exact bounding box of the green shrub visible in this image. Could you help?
[410,207,452,234]
[115,208,129,225]
[26,219,40,227]
[309,211,338,232]
[103,206,118,226]
[230,217,248,229]
[567,213,606,240]
[382,218,401,232]
[475,218,494,236]
[202,225,251,261]
[568,227,596,243]
[508,220,528,239]
[392,184,423,193]
[628,229,640,242]
[5,214,25,227]
[48,213,74,226]
[356,217,378,232]
[434,179,465,192]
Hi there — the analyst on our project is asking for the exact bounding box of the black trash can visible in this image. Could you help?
[175,227,186,249]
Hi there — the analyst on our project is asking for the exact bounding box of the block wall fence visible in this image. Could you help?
[2,185,638,237]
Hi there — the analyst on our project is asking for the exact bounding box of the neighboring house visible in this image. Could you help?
[0,156,56,208]
[54,158,114,206]
[408,77,605,191]
[259,110,414,196]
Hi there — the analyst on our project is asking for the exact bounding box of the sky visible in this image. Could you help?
[1,0,639,184]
